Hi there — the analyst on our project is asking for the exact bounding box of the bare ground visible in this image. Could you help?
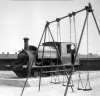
[0,71,99,96]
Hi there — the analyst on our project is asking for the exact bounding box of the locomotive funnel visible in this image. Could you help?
[23,37,29,50]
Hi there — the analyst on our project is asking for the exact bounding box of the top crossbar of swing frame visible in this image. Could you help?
[46,3,93,25]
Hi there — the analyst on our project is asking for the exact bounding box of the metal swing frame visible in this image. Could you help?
[64,2,100,96]
[20,2,100,96]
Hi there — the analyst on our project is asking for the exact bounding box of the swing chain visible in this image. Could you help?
[87,14,89,58]
[84,13,92,91]
[57,21,61,42]
[69,16,72,43]
[73,15,77,44]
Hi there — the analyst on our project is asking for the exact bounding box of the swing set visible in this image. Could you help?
[20,2,100,96]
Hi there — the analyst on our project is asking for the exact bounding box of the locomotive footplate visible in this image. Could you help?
[31,63,79,77]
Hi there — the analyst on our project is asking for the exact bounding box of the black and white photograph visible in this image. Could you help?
[0,0,100,96]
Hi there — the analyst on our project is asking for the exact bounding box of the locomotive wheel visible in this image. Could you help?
[33,71,40,77]
[31,69,40,77]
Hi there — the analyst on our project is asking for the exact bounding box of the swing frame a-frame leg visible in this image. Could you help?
[64,6,89,96]
[20,21,49,96]
[64,2,100,95]
[77,3,100,92]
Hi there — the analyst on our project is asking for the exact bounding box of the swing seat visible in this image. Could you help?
[62,84,74,87]
[83,88,92,91]
[50,81,60,84]
[77,88,84,90]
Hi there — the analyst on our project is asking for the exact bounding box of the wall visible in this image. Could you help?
[79,58,100,70]
[0,59,16,70]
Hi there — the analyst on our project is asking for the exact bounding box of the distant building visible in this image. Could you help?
[0,53,17,60]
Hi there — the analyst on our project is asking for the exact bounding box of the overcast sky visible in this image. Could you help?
[0,0,100,54]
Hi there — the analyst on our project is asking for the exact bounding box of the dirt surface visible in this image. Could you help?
[0,71,100,96]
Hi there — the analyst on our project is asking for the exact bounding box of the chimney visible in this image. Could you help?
[23,38,29,50]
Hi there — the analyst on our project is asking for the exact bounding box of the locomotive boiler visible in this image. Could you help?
[7,38,79,77]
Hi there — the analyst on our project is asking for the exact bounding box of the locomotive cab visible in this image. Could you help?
[61,42,79,65]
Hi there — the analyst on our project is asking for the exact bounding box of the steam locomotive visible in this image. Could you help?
[7,38,79,77]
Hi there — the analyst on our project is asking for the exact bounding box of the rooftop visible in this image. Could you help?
[0,53,17,59]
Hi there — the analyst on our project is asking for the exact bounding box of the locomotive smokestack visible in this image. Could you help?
[23,37,29,50]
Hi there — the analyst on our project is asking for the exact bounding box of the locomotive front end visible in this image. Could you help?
[11,38,37,77]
